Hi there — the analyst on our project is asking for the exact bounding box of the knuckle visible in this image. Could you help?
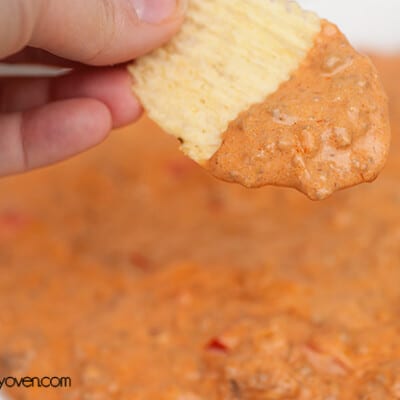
[10,0,36,52]
[83,0,117,64]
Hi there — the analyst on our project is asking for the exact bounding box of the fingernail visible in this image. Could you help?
[131,0,187,24]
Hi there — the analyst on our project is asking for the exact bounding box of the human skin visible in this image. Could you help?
[0,0,186,177]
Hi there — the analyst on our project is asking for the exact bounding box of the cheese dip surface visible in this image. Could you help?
[0,57,399,399]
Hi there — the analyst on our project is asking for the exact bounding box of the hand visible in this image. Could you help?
[0,0,186,176]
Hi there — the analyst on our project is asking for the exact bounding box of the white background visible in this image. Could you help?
[0,1,398,399]
[298,0,400,51]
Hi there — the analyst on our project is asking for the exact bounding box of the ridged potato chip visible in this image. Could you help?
[129,0,390,200]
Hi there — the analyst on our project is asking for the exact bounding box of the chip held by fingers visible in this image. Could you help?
[129,0,390,200]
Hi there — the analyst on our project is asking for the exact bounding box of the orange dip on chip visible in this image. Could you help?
[208,22,391,200]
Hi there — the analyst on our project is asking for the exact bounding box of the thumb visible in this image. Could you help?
[0,0,186,65]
